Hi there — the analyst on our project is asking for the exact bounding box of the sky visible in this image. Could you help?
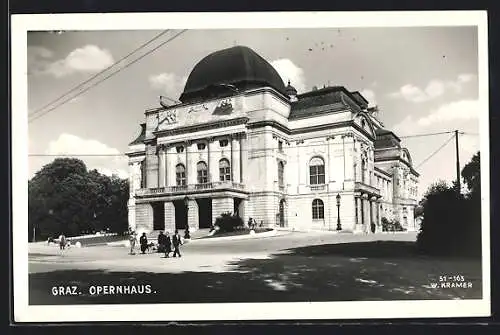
[27,27,481,199]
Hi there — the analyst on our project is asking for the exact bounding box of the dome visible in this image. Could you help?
[179,46,287,103]
[285,80,297,96]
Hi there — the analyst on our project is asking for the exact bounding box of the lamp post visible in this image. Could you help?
[183,196,190,239]
[336,193,342,231]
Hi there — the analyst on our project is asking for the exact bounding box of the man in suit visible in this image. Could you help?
[172,230,182,258]
[164,232,172,258]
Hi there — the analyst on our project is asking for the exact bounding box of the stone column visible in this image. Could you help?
[135,203,153,234]
[362,195,370,234]
[208,138,218,182]
[165,146,171,187]
[355,196,362,232]
[239,135,245,183]
[145,145,159,189]
[187,199,199,232]
[185,141,192,185]
[158,146,166,187]
[232,135,241,183]
[164,201,175,233]
[127,199,136,231]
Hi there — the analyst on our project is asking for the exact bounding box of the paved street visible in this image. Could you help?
[29,231,482,304]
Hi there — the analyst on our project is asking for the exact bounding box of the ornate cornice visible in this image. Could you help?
[153,117,249,137]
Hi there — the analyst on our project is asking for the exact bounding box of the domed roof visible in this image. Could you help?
[179,46,287,103]
[285,80,297,96]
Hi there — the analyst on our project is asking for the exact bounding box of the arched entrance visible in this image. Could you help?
[279,199,286,227]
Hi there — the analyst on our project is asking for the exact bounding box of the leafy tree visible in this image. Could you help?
[29,158,129,241]
[462,151,480,197]
[417,152,481,257]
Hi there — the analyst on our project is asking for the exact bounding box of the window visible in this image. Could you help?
[278,140,283,152]
[312,199,324,220]
[219,159,231,181]
[176,146,184,153]
[175,164,186,186]
[197,161,208,184]
[219,139,229,147]
[278,161,285,187]
[197,143,206,150]
[309,157,325,185]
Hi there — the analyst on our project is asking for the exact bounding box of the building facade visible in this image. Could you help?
[126,46,419,235]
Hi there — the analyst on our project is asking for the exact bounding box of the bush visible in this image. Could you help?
[381,217,390,232]
[417,181,481,257]
[214,212,244,233]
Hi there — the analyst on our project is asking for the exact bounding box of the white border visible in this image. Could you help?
[12,11,490,322]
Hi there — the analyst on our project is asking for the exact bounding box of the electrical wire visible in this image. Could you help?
[415,135,455,169]
[28,30,188,124]
[29,30,171,119]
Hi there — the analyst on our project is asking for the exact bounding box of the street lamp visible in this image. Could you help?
[336,193,342,231]
[183,196,191,239]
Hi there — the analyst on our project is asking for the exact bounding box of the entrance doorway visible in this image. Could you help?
[233,198,242,217]
[197,198,213,228]
[152,202,165,231]
[173,200,188,230]
[279,199,286,227]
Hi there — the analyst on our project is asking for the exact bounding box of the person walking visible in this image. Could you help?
[172,230,182,258]
[157,231,167,253]
[139,232,148,254]
[129,231,137,255]
[58,234,66,251]
[164,232,172,258]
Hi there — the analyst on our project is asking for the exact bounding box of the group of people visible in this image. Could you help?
[128,229,183,258]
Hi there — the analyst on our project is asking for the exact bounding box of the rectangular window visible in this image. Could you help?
[219,139,229,147]
[219,167,231,181]
[278,140,283,152]
[309,165,325,185]
[197,170,208,184]
[312,205,324,219]
[176,172,186,186]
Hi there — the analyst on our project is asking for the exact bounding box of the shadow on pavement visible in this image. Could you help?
[29,241,482,305]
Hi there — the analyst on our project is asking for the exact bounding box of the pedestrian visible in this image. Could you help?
[157,231,167,253]
[58,234,66,250]
[129,231,137,255]
[172,230,182,258]
[140,232,148,254]
[184,227,191,240]
[164,231,172,258]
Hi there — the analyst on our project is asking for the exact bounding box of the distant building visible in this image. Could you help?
[126,46,419,234]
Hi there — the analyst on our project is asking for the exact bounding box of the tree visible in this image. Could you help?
[462,151,480,197]
[417,152,481,257]
[29,158,129,241]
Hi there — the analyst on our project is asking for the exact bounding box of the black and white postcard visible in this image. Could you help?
[12,11,490,322]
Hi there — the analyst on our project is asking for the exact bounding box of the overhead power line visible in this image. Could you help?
[29,30,171,120]
[28,29,188,124]
[415,134,455,169]
[399,131,453,139]
[28,129,467,158]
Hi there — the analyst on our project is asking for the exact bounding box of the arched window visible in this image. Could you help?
[312,199,324,220]
[309,157,325,185]
[197,161,208,184]
[176,164,186,186]
[219,159,231,182]
[278,161,285,187]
